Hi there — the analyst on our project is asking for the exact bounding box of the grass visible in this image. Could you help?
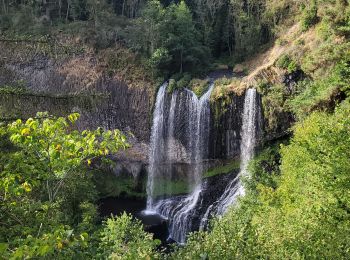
[93,170,146,199]
[0,85,27,94]
[153,161,242,197]
[153,179,190,197]
[203,160,241,178]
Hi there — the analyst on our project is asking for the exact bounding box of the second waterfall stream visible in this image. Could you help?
[145,82,260,243]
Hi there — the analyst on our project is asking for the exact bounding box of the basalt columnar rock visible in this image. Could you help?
[0,44,154,142]
[209,91,264,160]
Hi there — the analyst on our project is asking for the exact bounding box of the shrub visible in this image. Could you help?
[300,1,318,31]
[276,54,292,69]
[247,144,282,191]
[189,78,209,97]
[176,73,192,89]
[149,48,171,73]
[168,78,177,93]
[98,213,160,259]
[288,59,350,119]
[276,55,299,73]
[257,80,271,95]
[287,60,299,73]
[167,73,192,93]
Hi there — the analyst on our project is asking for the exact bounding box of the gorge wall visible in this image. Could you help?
[1,53,266,162]
[0,41,154,142]
[0,40,296,208]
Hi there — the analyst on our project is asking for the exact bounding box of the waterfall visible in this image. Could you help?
[200,88,259,228]
[145,82,214,243]
[146,83,168,211]
[165,91,178,195]
[216,88,258,213]
[157,84,214,243]
[145,84,260,242]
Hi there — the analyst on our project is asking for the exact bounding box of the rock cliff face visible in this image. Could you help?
[0,45,154,142]
[209,91,264,160]
[209,94,245,160]
[1,39,290,194]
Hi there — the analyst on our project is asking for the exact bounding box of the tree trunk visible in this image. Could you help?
[180,48,183,74]
[2,0,7,14]
[122,0,125,16]
[58,0,62,19]
[42,0,51,21]
[66,2,70,21]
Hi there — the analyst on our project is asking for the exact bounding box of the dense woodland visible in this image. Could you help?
[0,0,290,77]
[1,0,350,259]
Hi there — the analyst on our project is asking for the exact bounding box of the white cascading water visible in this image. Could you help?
[145,83,168,211]
[165,91,178,195]
[145,82,214,243]
[200,88,259,229]
[216,88,258,214]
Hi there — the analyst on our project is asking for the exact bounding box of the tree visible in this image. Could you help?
[97,213,160,259]
[159,0,210,74]
[192,0,227,53]
[0,112,128,257]
[125,0,164,57]
[127,0,209,76]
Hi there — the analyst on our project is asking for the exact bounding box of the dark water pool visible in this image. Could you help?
[98,197,169,244]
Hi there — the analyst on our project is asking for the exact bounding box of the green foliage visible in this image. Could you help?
[258,81,291,134]
[287,59,299,73]
[254,100,350,259]
[276,54,299,72]
[188,78,210,97]
[276,54,292,69]
[247,144,282,191]
[0,113,128,258]
[204,160,240,178]
[176,73,192,89]
[77,202,98,233]
[98,213,160,259]
[5,226,90,259]
[214,76,233,88]
[288,59,350,119]
[300,1,319,31]
[167,73,192,93]
[228,0,268,60]
[0,83,28,95]
[1,1,350,259]
[173,97,350,260]
[131,0,210,76]
[0,0,277,77]
[167,78,177,93]
[148,47,171,74]
[172,194,261,259]
[271,1,350,121]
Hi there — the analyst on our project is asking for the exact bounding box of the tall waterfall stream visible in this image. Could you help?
[144,84,261,243]
[199,88,260,230]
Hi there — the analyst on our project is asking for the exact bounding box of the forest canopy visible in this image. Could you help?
[0,0,285,77]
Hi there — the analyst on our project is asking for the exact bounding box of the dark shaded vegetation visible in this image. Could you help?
[0,0,282,81]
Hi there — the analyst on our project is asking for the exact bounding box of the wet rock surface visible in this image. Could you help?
[209,91,264,159]
[191,170,239,231]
